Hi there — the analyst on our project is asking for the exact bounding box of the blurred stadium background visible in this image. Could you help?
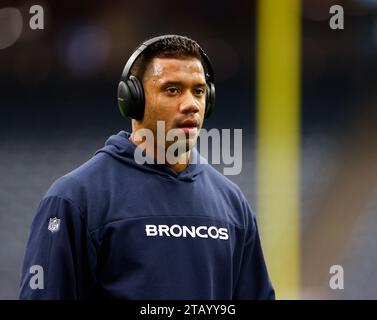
[1,0,377,299]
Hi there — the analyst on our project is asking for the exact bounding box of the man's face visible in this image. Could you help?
[140,57,206,152]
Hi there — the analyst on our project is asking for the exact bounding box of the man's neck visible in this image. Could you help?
[167,151,190,173]
[129,133,190,173]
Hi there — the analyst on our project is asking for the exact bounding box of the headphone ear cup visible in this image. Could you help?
[117,76,145,120]
[128,76,145,120]
[118,81,131,118]
[205,82,215,119]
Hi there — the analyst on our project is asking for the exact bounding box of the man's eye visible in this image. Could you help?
[166,87,179,95]
[194,88,206,96]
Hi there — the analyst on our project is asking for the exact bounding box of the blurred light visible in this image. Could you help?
[0,7,23,50]
[59,24,111,77]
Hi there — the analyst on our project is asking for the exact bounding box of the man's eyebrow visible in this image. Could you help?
[160,81,182,87]
[160,80,207,87]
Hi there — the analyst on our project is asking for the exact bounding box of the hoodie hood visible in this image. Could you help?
[95,131,207,182]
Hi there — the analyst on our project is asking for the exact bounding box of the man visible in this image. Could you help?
[19,35,275,299]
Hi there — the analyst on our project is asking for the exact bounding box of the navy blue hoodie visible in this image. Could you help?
[19,131,275,299]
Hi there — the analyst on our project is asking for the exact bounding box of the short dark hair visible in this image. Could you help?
[131,35,203,81]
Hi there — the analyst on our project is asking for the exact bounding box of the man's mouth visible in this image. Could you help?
[178,119,199,127]
[177,119,199,134]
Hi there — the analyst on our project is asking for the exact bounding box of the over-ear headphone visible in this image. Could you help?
[117,35,215,121]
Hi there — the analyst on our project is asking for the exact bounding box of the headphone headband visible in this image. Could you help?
[121,35,215,83]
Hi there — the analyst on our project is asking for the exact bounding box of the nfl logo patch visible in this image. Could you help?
[48,217,61,233]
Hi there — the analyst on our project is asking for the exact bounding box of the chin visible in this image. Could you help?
[166,138,196,158]
[186,138,197,151]
[177,138,195,153]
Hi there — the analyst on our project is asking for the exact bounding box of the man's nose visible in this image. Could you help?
[179,91,200,114]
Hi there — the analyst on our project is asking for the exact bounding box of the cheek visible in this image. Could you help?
[154,96,177,120]
[143,90,158,122]
[199,99,206,116]
[143,94,175,129]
